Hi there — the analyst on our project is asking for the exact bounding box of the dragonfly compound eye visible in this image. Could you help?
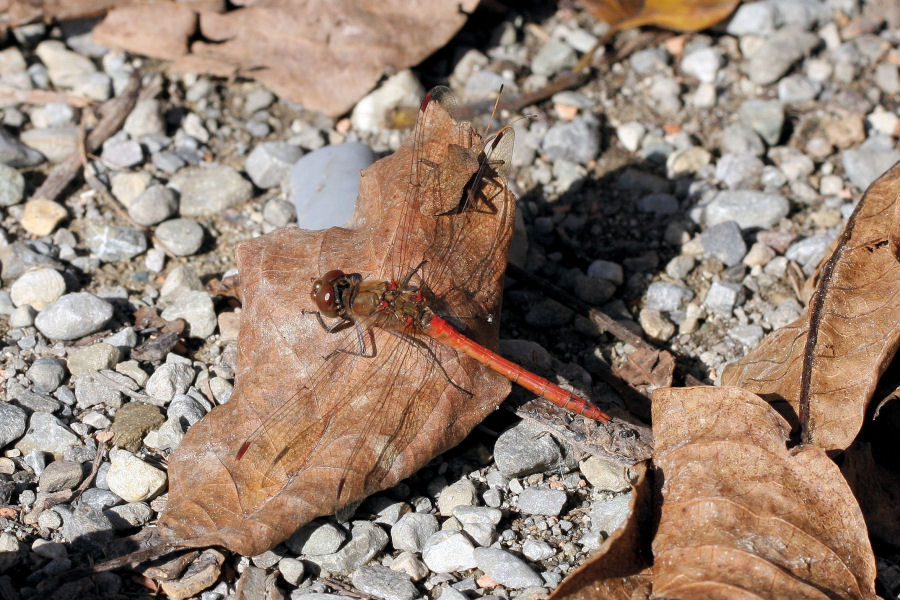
[311,270,345,317]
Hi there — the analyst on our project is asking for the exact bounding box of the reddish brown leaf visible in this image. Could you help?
[582,0,740,33]
[548,462,653,600]
[158,92,517,556]
[611,346,674,396]
[652,386,877,599]
[722,161,900,451]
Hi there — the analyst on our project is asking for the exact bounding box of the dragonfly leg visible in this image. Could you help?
[302,309,352,334]
[399,260,429,288]
[323,322,377,361]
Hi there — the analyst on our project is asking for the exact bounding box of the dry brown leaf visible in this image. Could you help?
[548,462,653,600]
[89,0,478,117]
[611,346,674,396]
[157,91,517,556]
[582,0,740,32]
[722,161,900,451]
[652,386,877,600]
[92,3,197,60]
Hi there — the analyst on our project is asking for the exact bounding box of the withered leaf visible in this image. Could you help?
[652,386,877,599]
[158,92,516,556]
[548,462,653,600]
[582,0,740,33]
[90,0,478,117]
[722,161,900,451]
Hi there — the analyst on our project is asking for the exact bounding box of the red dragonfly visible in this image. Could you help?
[235,87,609,507]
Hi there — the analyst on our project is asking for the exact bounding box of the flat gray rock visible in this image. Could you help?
[35,293,113,341]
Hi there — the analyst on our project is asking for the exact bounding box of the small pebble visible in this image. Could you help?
[106,448,167,502]
[38,459,83,492]
[34,293,114,341]
[351,565,418,600]
[160,291,217,338]
[541,118,600,164]
[67,342,120,377]
[421,531,477,573]
[290,142,375,229]
[703,190,789,229]
[437,479,477,516]
[0,163,25,206]
[390,512,439,553]
[645,281,693,312]
[704,281,744,317]
[20,199,68,236]
[83,221,147,262]
[473,547,543,589]
[10,267,66,310]
[245,141,303,189]
[700,221,747,267]
[155,218,204,256]
[517,487,567,516]
[286,519,346,556]
[170,164,253,218]
[128,185,178,226]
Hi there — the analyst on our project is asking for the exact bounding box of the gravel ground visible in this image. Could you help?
[0,1,899,599]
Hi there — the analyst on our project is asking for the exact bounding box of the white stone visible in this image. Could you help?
[106,448,167,502]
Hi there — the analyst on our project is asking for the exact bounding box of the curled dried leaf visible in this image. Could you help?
[652,386,877,599]
[722,161,900,451]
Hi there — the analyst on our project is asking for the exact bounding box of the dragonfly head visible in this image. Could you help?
[311,269,345,318]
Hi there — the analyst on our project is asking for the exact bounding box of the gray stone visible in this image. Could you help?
[739,99,784,146]
[531,38,577,76]
[104,502,152,529]
[291,142,375,230]
[437,479,477,516]
[127,185,178,226]
[263,198,296,228]
[726,1,777,35]
[719,123,765,157]
[8,381,60,412]
[27,357,67,393]
[665,255,695,280]
[167,394,207,426]
[38,459,83,492]
[0,127,44,167]
[15,412,79,457]
[145,363,195,406]
[106,448,166,502]
[728,324,764,346]
[0,242,65,281]
[10,267,66,310]
[516,487,567,516]
[522,539,555,561]
[171,164,253,217]
[616,122,645,153]
[34,293,113,341]
[777,74,818,104]
[83,221,147,262]
[494,420,576,477]
[57,503,114,548]
[588,492,632,535]
[715,153,764,188]
[245,141,303,189]
[524,299,572,327]
[681,46,721,83]
[842,140,900,190]
[8,305,35,328]
[541,118,600,164]
[306,521,389,575]
[573,272,616,304]
[105,327,137,352]
[0,402,27,448]
[123,99,165,138]
[20,126,79,162]
[645,281,693,312]
[74,371,128,410]
[34,40,96,88]
[160,265,204,302]
[703,190,789,230]
[67,342,119,377]
[637,192,678,214]
[278,556,305,586]
[351,565,417,600]
[73,72,111,101]
[701,221,747,267]
[287,519,347,556]
[155,218,204,256]
[704,281,744,316]
[630,48,668,75]
[160,291,216,338]
[473,547,543,589]
[0,163,24,206]
[421,531,476,573]
[745,28,820,86]
[785,236,831,275]
[767,298,803,330]
[874,63,900,95]
[587,259,624,285]
[100,138,143,168]
[390,512,438,553]
[151,151,185,173]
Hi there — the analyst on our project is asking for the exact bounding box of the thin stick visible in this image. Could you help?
[0,86,93,108]
[32,71,141,204]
